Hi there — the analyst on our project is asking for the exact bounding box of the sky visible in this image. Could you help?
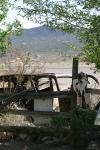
[6,0,41,29]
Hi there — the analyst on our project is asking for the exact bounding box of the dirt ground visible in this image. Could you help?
[0,136,99,150]
[0,140,70,150]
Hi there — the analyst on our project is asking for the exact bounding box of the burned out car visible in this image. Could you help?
[0,73,72,112]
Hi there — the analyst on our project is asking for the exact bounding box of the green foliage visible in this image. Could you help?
[70,108,96,149]
[18,0,100,70]
[0,0,22,53]
[50,108,96,149]
[51,117,70,129]
[0,0,8,22]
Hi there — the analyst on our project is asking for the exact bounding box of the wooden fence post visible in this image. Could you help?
[71,57,79,108]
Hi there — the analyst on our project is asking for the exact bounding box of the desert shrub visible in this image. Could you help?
[51,117,70,129]
[70,108,96,150]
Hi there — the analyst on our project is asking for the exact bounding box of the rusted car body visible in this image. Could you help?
[0,73,71,112]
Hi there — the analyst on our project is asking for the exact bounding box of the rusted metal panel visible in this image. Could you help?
[34,98,53,112]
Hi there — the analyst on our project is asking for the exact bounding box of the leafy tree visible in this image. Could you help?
[0,0,22,53]
[17,0,100,70]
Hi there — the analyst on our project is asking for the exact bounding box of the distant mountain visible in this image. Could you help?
[10,25,82,57]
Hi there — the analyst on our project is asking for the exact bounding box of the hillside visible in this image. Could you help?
[10,26,82,58]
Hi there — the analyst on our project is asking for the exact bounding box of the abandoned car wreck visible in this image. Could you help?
[0,73,60,111]
[0,72,99,112]
[0,72,99,113]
